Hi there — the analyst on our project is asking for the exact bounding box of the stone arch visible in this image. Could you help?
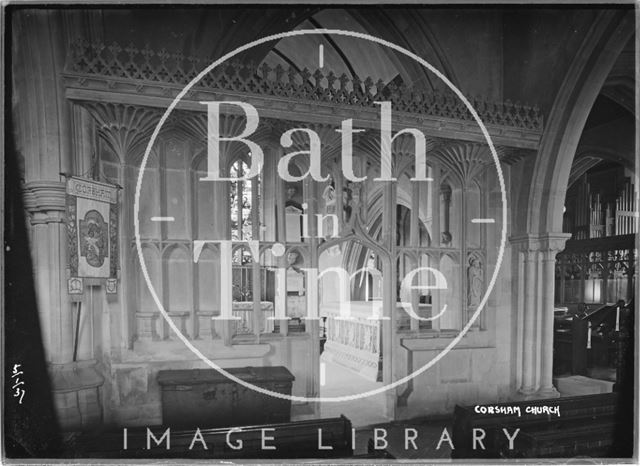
[575,144,634,171]
[344,8,459,91]
[526,10,634,235]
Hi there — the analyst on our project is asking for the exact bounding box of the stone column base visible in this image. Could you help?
[196,311,218,339]
[516,385,560,401]
[50,361,104,431]
[536,386,561,399]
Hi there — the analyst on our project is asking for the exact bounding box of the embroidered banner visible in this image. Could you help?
[66,177,119,293]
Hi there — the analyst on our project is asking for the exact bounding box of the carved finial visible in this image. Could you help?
[313,69,324,87]
[231,60,242,75]
[260,62,271,80]
[339,73,349,90]
[275,64,284,82]
[364,76,374,97]
[287,66,296,84]
[141,44,153,61]
[124,42,138,56]
[108,41,121,56]
[157,48,169,65]
[327,71,337,89]
[387,81,397,94]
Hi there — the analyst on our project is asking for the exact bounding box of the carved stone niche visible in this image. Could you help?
[167,311,190,340]
[196,310,219,340]
[135,312,160,341]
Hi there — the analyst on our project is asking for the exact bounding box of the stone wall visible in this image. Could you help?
[105,335,315,427]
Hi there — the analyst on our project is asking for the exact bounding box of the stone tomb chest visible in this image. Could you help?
[157,366,294,428]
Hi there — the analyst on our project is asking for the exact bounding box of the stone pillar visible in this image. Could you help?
[381,181,396,419]
[13,11,106,430]
[440,184,452,239]
[431,162,441,247]
[511,233,570,399]
[520,247,538,396]
[409,182,420,331]
[23,183,70,364]
[538,234,571,397]
[306,179,321,413]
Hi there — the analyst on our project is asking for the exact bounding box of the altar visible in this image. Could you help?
[320,301,382,381]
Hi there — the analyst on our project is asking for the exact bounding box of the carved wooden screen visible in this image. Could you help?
[555,234,636,306]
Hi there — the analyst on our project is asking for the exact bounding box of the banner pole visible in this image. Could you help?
[72,301,82,362]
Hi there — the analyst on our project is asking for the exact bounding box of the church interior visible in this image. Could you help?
[4,4,637,460]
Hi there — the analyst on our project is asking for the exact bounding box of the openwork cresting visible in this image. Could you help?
[67,39,544,131]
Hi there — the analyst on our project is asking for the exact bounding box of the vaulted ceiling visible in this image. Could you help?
[570,35,635,186]
[66,6,634,112]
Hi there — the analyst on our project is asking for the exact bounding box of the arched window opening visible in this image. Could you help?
[230,160,256,241]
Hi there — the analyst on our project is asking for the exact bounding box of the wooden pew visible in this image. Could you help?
[554,312,589,375]
[65,416,353,459]
[554,300,633,381]
[353,438,396,459]
[452,393,618,458]
[496,421,616,458]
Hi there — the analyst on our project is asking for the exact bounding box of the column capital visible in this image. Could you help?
[509,233,542,253]
[23,180,66,223]
[509,232,572,254]
[539,232,572,253]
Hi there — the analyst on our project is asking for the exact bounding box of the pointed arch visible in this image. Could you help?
[525,10,634,234]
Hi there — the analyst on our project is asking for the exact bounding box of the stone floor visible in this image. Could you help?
[317,360,453,459]
[554,374,615,396]
[318,360,387,427]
